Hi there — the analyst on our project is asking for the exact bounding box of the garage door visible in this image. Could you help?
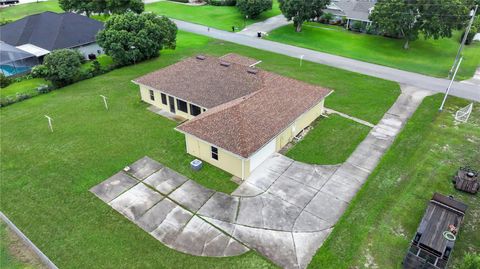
[250,139,276,172]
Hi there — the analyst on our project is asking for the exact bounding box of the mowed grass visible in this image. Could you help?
[0,31,400,268]
[286,115,371,164]
[0,78,48,98]
[0,222,45,269]
[146,0,281,31]
[0,0,61,21]
[267,23,480,80]
[309,95,480,268]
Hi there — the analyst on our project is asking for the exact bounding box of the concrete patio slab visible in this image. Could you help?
[293,210,332,232]
[231,181,264,197]
[126,156,163,180]
[169,180,215,212]
[137,198,177,232]
[293,229,333,269]
[304,191,349,224]
[90,171,138,203]
[109,183,164,221]
[197,192,239,222]
[143,168,188,195]
[267,175,317,208]
[150,205,193,245]
[233,225,297,269]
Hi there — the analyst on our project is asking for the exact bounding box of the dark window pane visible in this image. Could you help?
[177,99,188,113]
[190,104,201,116]
[211,146,218,160]
[149,90,154,101]
[161,93,167,105]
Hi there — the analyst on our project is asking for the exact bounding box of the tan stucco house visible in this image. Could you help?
[133,53,332,180]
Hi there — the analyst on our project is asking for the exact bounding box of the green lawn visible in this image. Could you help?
[286,115,371,164]
[309,95,480,268]
[0,78,48,99]
[0,222,44,269]
[146,0,281,31]
[0,31,400,268]
[267,23,480,80]
[79,55,114,72]
[0,0,61,21]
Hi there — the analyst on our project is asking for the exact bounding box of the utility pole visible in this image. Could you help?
[448,5,478,79]
[440,5,477,111]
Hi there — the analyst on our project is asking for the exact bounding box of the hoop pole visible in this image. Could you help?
[440,57,463,111]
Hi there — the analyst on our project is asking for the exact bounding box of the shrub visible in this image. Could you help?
[236,0,272,19]
[208,0,236,6]
[322,12,333,23]
[31,65,49,78]
[41,49,84,87]
[0,73,12,88]
[350,21,364,32]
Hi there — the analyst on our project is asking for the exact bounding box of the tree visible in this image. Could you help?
[278,0,330,32]
[370,0,473,49]
[417,0,471,40]
[236,0,272,19]
[106,0,144,14]
[40,49,84,87]
[369,0,420,49]
[96,12,177,66]
[59,0,106,17]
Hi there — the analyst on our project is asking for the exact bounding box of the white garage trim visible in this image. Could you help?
[249,138,276,172]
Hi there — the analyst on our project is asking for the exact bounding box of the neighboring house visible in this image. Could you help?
[0,11,104,76]
[324,0,376,29]
[0,42,38,77]
[134,54,332,179]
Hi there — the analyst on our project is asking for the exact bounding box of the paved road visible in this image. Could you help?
[173,19,480,102]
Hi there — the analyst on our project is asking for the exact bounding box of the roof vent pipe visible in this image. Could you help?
[220,61,231,67]
[247,68,258,74]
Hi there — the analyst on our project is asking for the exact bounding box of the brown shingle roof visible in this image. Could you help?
[177,69,332,158]
[134,55,263,109]
[219,53,259,67]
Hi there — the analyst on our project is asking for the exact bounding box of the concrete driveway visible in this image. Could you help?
[92,155,347,268]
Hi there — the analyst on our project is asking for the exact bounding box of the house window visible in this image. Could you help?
[161,93,167,105]
[211,146,218,160]
[177,99,188,113]
[149,90,155,101]
[190,104,201,116]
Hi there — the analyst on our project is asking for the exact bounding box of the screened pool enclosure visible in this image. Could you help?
[0,42,38,77]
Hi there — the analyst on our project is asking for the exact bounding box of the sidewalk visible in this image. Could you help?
[238,14,291,37]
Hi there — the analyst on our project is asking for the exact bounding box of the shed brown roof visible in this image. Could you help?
[177,67,332,158]
[134,55,263,109]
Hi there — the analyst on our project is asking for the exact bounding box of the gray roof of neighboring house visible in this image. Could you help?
[324,0,376,21]
[0,41,36,64]
[0,11,104,51]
